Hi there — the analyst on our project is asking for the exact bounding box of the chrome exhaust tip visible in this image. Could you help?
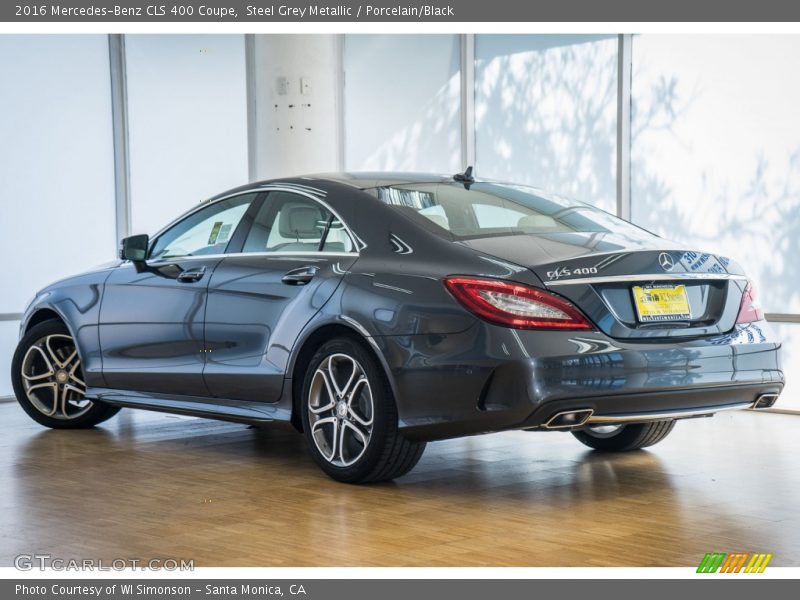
[753,393,779,409]
[543,408,594,429]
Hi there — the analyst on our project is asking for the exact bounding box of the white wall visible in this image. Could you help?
[344,34,461,174]
[251,34,343,179]
[126,35,249,236]
[0,35,117,396]
[0,34,249,398]
[475,35,618,212]
[631,35,800,315]
[0,35,117,315]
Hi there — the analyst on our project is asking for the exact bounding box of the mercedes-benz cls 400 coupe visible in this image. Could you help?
[11,171,783,483]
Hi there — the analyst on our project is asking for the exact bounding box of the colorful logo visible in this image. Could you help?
[697,552,773,573]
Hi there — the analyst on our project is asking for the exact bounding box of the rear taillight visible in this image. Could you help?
[443,277,593,330]
[736,281,764,324]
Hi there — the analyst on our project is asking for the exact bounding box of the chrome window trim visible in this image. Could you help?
[263,181,328,196]
[139,250,359,268]
[544,273,748,287]
[147,185,359,261]
[248,185,359,255]
[149,190,263,248]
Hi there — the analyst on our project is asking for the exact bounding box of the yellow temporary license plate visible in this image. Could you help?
[632,284,691,322]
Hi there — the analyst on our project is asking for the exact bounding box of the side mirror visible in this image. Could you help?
[119,234,149,263]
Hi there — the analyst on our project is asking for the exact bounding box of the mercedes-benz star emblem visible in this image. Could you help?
[658,252,675,271]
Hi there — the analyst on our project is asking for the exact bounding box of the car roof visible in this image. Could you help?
[304,172,455,190]
[206,172,458,203]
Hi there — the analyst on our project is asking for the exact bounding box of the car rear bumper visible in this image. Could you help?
[381,320,784,441]
[531,384,780,429]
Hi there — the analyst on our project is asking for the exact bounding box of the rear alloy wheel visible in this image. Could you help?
[301,337,425,483]
[572,420,676,452]
[11,320,121,429]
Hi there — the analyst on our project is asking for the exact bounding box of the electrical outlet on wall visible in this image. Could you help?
[300,77,311,95]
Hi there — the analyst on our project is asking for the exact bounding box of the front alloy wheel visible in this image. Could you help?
[20,333,91,420]
[11,320,121,429]
[300,337,425,483]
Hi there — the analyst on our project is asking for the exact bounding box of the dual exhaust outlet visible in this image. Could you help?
[541,393,780,430]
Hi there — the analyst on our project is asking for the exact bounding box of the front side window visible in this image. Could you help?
[149,194,256,260]
[374,182,652,241]
[241,192,354,254]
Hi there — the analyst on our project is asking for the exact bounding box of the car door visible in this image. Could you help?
[203,189,359,402]
[98,192,261,396]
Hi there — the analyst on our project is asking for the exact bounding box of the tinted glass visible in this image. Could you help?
[241,191,353,254]
[149,194,256,260]
[375,182,652,240]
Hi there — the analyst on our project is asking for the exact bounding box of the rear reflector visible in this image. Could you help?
[443,276,594,330]
[736,281,764,324]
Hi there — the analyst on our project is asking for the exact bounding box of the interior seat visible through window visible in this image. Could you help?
[242,191,353,254]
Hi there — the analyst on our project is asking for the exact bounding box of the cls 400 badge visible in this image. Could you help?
[546,266,598,280]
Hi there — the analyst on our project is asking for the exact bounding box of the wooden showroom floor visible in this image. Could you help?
[1,401,799,567]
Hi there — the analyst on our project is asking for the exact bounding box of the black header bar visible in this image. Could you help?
[4,0,800,22]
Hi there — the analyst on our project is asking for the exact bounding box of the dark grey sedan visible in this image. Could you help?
[11,171,784,482]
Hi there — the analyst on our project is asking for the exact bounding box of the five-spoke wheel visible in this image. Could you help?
[12,319,121,428]
[300,337,425,483]
[20,333,92,420]
[307,353,374,467]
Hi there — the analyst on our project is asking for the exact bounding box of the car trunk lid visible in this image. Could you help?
[459,232,747,339]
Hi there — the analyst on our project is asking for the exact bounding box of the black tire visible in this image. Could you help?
[572,420,676,452]
[300,336,425,483]
[11,319,121,429]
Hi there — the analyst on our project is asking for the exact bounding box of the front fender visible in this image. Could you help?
[20,270,113,388]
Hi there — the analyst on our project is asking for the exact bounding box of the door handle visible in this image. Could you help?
[282,266,319,286]
[177,267,206,283]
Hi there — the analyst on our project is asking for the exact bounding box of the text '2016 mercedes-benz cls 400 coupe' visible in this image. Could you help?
[11,171,784,483]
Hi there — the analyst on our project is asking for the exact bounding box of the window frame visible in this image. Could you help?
[145,186,360,262]
[146,191,265,262]
[231,188,360,256]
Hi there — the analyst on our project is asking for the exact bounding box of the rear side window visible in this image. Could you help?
[241,191,354,254]
[374,182,651,240]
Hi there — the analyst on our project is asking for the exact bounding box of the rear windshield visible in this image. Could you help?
[373,182,651,240]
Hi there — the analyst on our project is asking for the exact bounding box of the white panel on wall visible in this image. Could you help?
[475,35,618,212]
[126,35,248,236]
[631,35,800,314]
[0,35,117,316]
[344,34,461,174]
